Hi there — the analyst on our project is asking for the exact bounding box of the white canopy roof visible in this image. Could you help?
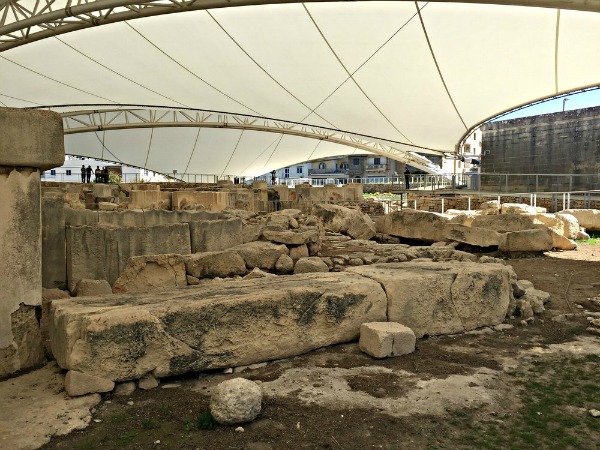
[1,1,599,176]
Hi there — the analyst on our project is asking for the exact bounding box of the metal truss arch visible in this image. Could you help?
[2,0,600,52]
[60,107,446,174]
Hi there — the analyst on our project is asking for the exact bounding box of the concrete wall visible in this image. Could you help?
[482,106,600,190]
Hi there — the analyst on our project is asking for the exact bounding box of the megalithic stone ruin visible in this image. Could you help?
[0,108,64,378]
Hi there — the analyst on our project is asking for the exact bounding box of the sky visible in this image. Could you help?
[491,87,600,121]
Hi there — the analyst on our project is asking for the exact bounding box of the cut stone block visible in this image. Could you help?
[498,228,553,252]
[348,261,512,338]
[184,251,247,279]
[0,108,64,170]
[359,322,416,358]
[49,272,387,381]
[65,370,114,397]
[113,254,187,293]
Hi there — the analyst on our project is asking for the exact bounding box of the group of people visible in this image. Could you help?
[81,165,110,183]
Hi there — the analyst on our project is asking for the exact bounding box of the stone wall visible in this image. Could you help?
[482,106,600,190]
[0,108,64,378]
[66,223,191,290]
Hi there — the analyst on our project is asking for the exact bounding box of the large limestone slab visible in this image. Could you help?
[347,261,511,338]
[49,273,387,381]
[559,209,600,231]
[312,204,376,240]
[443,224,500,247]
[377,210,449,243]
[498,228,553,252]
[471,214,536,233]
[0,108,64,170]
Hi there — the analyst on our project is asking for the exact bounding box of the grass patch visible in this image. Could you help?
[450,355,600,450]
[142,419,158,430]
[577,230,600,245]
[196,410,219,430]
[110,414,128,424]
[116,431,138,445]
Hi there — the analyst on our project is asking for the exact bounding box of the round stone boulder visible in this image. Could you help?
[210,378,262,425]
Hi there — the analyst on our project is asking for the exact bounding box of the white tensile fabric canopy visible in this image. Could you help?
[1,0,599,176]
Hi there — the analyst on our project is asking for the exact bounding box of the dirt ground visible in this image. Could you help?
[17,244,600,450]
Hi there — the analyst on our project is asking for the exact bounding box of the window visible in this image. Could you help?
[352,158,360,166]
[50,169,56,175]
[318,163,326,169]
[144,170,149,176]
[66,169,72,175]
[296,166,303,174]
[340,163,348,170]
[374,157,381,165]
[284,167,290,178]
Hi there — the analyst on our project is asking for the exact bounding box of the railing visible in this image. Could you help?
[42,171,600,194]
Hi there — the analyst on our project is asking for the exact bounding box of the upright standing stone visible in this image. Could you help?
[0,108,64,378]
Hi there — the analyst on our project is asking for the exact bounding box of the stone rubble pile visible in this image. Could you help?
[376,204,597,252]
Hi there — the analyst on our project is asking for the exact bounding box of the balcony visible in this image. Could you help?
[365,164,388,172]
[308,168,349,176]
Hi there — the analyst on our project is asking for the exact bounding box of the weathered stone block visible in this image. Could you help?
[359,322,416,358]
[0,170,44,377]
[227,241,289,270]
[113,254,187,293]
[471,215,536,233]
[444,224,500,247]
[184,252,247,279]
[189,218,243,252]
[49,272,387,381]
[65,370,114,397]
[66,223,191,290]
[377,210,448,242]
[0,108,64,170]
[294,257,329,274]
[312,204,376,240]
[347,261,511,338]
[498,228,553,252]
[559,209,600,231]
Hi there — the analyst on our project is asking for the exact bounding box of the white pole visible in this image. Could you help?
[562,193,566,210]
[414,200,417,210]
[534,194,537,207]
[567,192,571,209]
[441,198,445,214]
[468,196,471,211]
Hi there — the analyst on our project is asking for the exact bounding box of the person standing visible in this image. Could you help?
[102,167,109,183]
[80,165,86,183]
[85,165,92,183]
[95,166,101,183]
[404,167,411,190]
